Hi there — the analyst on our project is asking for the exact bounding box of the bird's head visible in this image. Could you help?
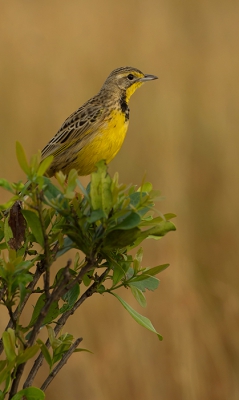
[101,66,158,102]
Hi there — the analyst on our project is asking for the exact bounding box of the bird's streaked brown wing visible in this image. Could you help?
[41,96,105,161]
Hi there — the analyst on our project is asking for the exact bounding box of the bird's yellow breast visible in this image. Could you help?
[75,109,129,175]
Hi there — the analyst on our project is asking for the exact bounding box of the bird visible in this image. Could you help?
[41,66,158,177]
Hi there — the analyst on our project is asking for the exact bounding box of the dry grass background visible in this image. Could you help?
[1,1,239,399]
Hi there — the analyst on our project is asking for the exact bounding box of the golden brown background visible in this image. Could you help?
[1,1,239,399]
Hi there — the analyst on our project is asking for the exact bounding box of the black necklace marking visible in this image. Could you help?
[120,96,130,121]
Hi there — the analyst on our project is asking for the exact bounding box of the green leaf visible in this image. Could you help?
[135,247,143,264]
[139,216,164,226]
[87,209,106,223]
[16,141,30,175]
[146,221,176,238]
[129,276,159,292]
[37,156,54,177]
[133,247,143,273]
[65,169,78,195]
[43,302,60,326]
[28,294,46,327]
[60,284,80,313]
[130,285,147,307]
[28,293,60,328]
[2,330,16,362]
[139,182,153,193]
[0,198,20,211]
[11,387,45,400]
[0,242,7,250]
[111,293,162,340]
[3,369,12,394]
[144,264,169,276]
[41,177,64,200]
[16,344,40,365]
[129,191,148,208]
[82,270,93,287]
[21,210,44,247]
[74,348,93,354]
[0,361,7,374]
[0,179,14,193]
[0,363,13,386]
[77,178,90,199]
[46,325,56,347]
[90,160,112,215]
[37,340,52,368]
[97,284,105,293]
[103,228,140,250]
[52,344,71,365]
[126,267,134,280]
[116,212,141,230]
[19,282,29,306]
[132,221,176,248]
[4,216,13,245]
[112,265,125,286]
[30,152,41,174]
[163,213,177,220]
[17,271,34,300]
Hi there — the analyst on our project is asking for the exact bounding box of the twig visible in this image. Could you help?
[7,307,17,330]
[23,267,110,388]
[40,338,82,392]
[23,341,48,389]
[54,267,110,337]
[27,260,72,347]
[43,271,50,300]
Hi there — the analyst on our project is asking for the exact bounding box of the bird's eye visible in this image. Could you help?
[127,74,134,80]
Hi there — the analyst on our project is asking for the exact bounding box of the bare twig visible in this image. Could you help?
[40,338,82,392]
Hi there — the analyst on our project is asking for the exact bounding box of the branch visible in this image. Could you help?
[23,267,110,388]
[54,267,110,337]
[40,338,82,392]
[7,307,17,330]
[8,363,25,400]
[27,260,72,347]
[23,343,47,389]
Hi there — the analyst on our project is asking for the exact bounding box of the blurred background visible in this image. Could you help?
[1,0,239,399]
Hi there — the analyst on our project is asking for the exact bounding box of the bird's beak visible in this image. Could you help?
[139,74,158,82]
